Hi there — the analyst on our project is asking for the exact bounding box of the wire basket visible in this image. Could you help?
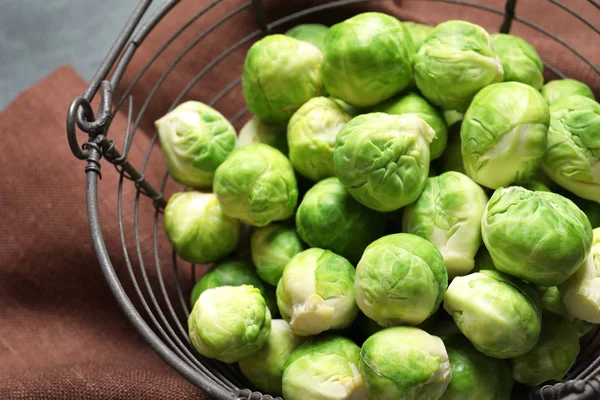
[66,0,600,399]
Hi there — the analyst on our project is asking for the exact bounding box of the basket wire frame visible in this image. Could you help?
[66,0,600,399]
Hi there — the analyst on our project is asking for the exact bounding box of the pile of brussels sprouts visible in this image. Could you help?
[155,12,600,400]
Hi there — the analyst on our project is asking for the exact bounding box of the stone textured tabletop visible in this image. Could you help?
[0,0,161,110]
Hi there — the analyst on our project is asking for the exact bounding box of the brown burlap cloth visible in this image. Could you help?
[0,0,598,399]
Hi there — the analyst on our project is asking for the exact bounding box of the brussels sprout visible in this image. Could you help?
[415,20,503,112]
[322,12,414,107]
[334,113,435,212]
[471,246,497,273]
[511,313,579,386]
[441,334,513,400]
[461,82,549,189]
[283,335,366,400]
[562,228,600,323]
[375,92,448,160]
[572,319,595,338]
[541,79,595,105]
[443,109,464,127]
[444,270,542,358]
[332,98,362,117]
[285,24,329,51]
[242,34,324,123]
[531,168,559,191]
[296,177,386,264]
[287,97,351,181]
[516,180,551,192]
[239,319,304,395]
[214,143,298,227]
[189,259,277,316]
[404,22,433,51]
[355,234,448,326]
[491,33,544,90]
[403,172,488,278]
[533,285,594,337]
[164,192,240,264]
[276,248,358,336]
[482,187,592,286]
[155,101,237,188]
[188,285,271,363]
[572,197,600,228]
[535,285,569,317]
[355,310,443,345]
[250,224,304,286]
[439,124,465,174]
[359,327,451,400]
[237,117,288,154]
[541,95,600,203]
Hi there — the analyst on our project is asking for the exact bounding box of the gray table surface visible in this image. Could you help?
[0,0,162,110]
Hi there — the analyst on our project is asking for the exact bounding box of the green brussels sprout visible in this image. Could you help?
[404,22,433,51]
[533,284,594,337]
[562,228,600,323]
[375,92,448,160]
[443,109,464,127]
[491,33,544,90]
[237,117,288,154]
[242,34,324,123]
[359,327,451,400]
[250,224,304,286]
[322,12,414,107]
[481,187,593,286]
[441,334,513,400]
[403,172,488,278]
[535,285,569,317]
[541,79,595,105]
[573,197,600,228]
[276,248,358,336]
[188,285,271,363]
[571,319,595,338]
[164,192,240,264]
[214,143,298,227]
[287,97,351,181]
[516,180,551,192]
[332,98,362,117]
[354,310,442,345]
[334,113,435,212]
[155,101,237,188]
[461,82,549,189]
[415,20,503,112]
[438,123,465,174]
[295,177,386,264]
[471,246,497,273]
[510,313,580,386]
[239,319,305,395]
[189,259,277,316]
[541,95,600,203]
[531,168,559,191]
[355,234,448,326]
[285,24,329,52]
[283,335,366,400]
[443,270,542,359]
